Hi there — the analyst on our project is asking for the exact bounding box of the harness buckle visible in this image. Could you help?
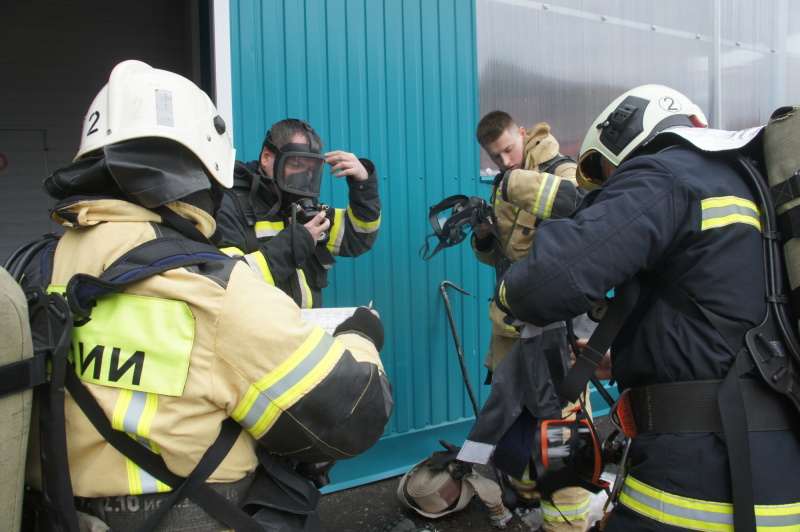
[609,389,638,439]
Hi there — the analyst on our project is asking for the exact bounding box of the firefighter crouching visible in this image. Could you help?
[21,60,393,531]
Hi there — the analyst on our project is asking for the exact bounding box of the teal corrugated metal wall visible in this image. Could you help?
[229,0,491,491]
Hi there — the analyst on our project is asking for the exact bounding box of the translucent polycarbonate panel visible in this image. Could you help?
[476,0,799,174]
[719,0,799,127]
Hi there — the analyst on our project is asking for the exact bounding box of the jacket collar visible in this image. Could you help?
[51,197,217,237]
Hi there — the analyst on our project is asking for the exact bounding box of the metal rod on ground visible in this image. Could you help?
[440,281,480,418]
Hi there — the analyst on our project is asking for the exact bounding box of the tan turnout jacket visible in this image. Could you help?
[25,199,392,498]
[473,123,579,340]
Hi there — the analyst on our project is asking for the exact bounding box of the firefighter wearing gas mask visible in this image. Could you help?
[213,119,381,308]
[495,85,800,530]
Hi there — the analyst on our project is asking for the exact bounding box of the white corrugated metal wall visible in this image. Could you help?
[0,0,199,262]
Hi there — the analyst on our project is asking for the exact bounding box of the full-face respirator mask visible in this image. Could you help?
[419,195,496,260]
[262,121,332,241]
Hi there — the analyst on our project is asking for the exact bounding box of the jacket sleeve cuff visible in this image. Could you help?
[501,172,512,203]
[472,232,494,252]
[346,159,378,189]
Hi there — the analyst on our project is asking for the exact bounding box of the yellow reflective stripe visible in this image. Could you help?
[531,172,561,219]
[247,250,275,285]
[326,208,345,254]
[346,205,380,233]
[112,390,169,494]
[498,282,508,310]
[254,220,284,239]
[232,326,341,437]
[296,269,313,309]
[221,245,276,285]
[220,246,244,256]
[112,387,133,431]
[126,454,144,495]
[542,498,591,520]
[620,475,800,531]
[701,196,761,231]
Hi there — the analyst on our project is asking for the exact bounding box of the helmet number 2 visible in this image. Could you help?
[86,111,100,137]
[659,96,682,113]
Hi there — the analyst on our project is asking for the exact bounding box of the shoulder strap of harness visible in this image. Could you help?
[68,237,261,530]
[537,154,576,175]
[558,278,642,402]
[0,235,59,400]
[65,236,229,317]
[3,234,76,530]
[12,232,261,531]
[66,369,260,531]
[229,166,267,253]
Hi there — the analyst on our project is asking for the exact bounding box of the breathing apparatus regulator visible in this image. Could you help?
[530,404,626,500]
[262,120,334,243]
[419,195,496,260]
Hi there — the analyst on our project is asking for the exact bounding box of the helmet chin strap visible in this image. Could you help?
[152,204,213,245]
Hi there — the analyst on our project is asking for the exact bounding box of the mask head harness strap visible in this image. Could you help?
[419,195,494,260]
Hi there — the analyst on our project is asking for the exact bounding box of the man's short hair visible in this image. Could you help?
[476,110,517,146]
[263,118,323,152]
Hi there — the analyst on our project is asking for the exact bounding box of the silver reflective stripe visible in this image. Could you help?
[243,254,266,279]
[700,196,760,231]
[155,89,173,126]
[542,498,590,519]
[122,390,147,434]
[122,390,160,494]
[255,227,280,239]
[620,475,800,530]
[346,205,380,234]
[296,269,312,309]
[255,220,284,239]
[239,332,335,431]
[531,172,561,219]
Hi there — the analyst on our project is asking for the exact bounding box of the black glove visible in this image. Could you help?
[492,171,507,188]
[333,306,385,351]
[425,441,472,480]
[425,440,461,471]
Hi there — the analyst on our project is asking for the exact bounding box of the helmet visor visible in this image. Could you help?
[275,151,326,197]
[576,150,606,190]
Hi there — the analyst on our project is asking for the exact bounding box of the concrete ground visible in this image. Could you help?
[318,416,618,532]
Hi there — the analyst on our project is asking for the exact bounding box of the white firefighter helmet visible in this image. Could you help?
[397,460,475,519]
[75,60,235,188]
[576,84,708,190]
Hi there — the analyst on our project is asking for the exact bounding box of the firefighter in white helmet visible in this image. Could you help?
[495,84,800,530]
[21,60,392,531]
